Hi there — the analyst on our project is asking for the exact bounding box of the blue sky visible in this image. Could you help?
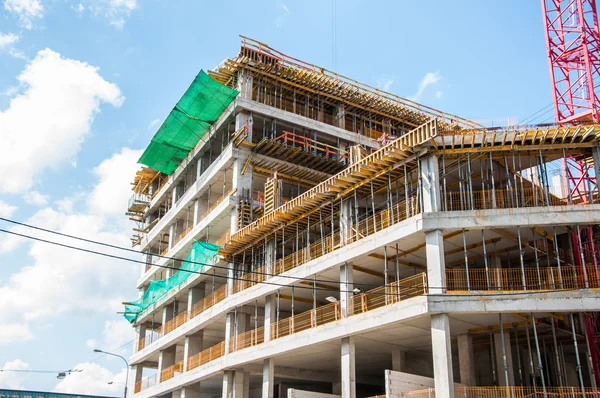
[0,0,554,394]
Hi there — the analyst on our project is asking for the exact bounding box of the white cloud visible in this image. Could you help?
[0,32,19,48]
[435,90,443,99]
[0,359,30,389]
[23,191,49,206]
[0,48,124,194]
[377,76,394,92]
[3,0,44,29]
[53,362,126,396]
[86,338,97,349]
[86,0,138,30]
[0,32,26,60]
[73,3,84,14]
[0,200,17,217]
[149,118,160,129]
[274,2,290,28]
[408,72,441,102]
[89,148,142,216]
[0,323,32,345]
[100,319,134,351]
[0,149,139,345]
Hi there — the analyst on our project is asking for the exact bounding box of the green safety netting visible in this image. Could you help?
[138,70,239,175]
[123,241,220,323]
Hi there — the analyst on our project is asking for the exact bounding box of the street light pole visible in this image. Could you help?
[93,349,129,398]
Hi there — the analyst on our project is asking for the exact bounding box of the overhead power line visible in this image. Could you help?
[0,216,373,289]
[0,225,592,298]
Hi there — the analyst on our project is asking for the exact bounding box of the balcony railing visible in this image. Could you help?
[187,341,225,371]
[135,274,427,393]
[134,374,157,394]
[159,361,183,382]
[229,274,427,354]
[406,386,599,398]
[443,187,565,212]
[446,266,600,292]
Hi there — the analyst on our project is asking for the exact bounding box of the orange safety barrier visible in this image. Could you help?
[136,274,428,392]
[407,386,600,398]
[163,310,189,336]
[187,341,225,371]
[174,225,193,246]
[446,266,600,292]
[228,327,265,353]
[137,336,145,351]
[159,361,183,382]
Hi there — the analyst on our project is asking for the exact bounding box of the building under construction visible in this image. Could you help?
[124,35,600,398]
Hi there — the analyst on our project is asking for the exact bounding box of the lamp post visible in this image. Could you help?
[93,349,129,398]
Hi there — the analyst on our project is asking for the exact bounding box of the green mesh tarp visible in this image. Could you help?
[138,70,239,175]
[123,241,220,323]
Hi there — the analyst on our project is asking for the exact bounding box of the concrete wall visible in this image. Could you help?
[286,390,340,398]
[384,370,463,397]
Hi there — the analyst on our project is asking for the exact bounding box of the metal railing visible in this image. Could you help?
[446,266,600,292]
[406,386,600,398]
[134,374,156,394]
[159,361,183,382]
[443,187,565,212]
[187,341,225,371]
[228,273,427,354]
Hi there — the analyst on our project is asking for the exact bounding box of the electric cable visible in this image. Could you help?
[0,228,595,298]
[0,216,383,289]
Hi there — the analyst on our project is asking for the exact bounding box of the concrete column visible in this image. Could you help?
[223,370,234,398]
[262,358,274,398]
[264,238,275,277]
[196,158,203,180]
[264,294,276,342]
[183,331,203,371]
[457,334,476,386]
[494,332,515,386]
[235,111,253,141]
[232,370,247,398]
[187,283,206,318]
[337,103,346,129]
[162,302,175,326]
[193,199,200,226]
[340,336,356,398]
[227,262,235,296]
[339,198,352,246]
[340,262,354,318]
[181,386,201,398]
[224,312,235,354]
[426,230,446,295]
[136,323,147,351]
[431,314,454,398]
[133,364,143,385]
[168,223,176,250]
[420,155,441,213]
[171,184,179,207]
[392,348,405,372]
[158,345,176,373]
[230,152,253,234]
[236,70,254,101]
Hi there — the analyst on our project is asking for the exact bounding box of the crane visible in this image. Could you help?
[541,0,600,387]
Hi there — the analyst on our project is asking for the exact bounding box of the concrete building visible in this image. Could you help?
[126,37,600,398]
